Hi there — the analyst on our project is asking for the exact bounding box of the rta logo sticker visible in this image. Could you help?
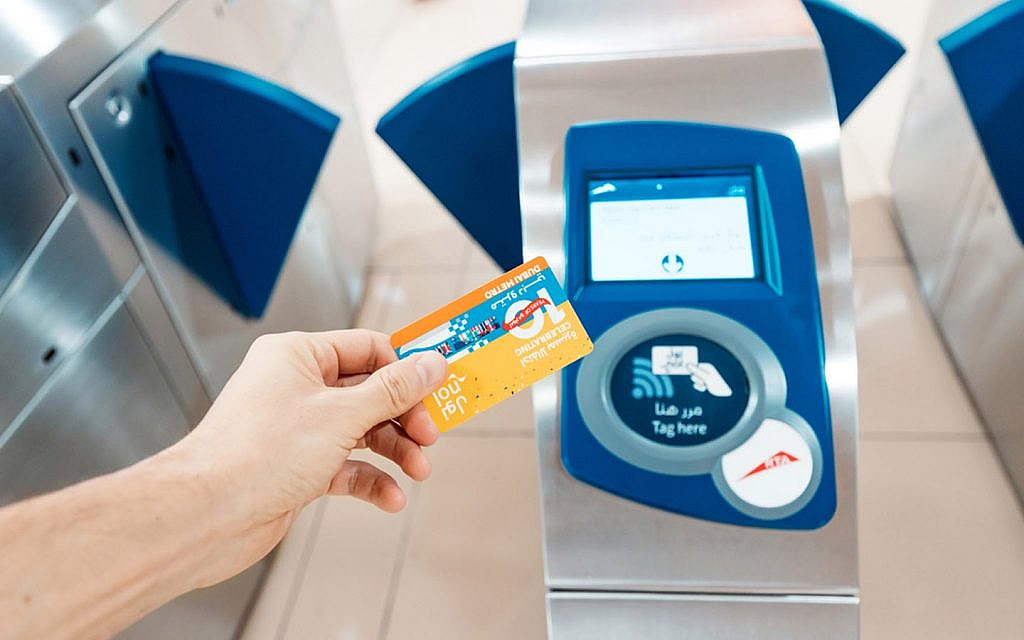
[740,450,799,480]
[504,288,565,339]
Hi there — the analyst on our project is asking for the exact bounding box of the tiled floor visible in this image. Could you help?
[241,1,1024,638]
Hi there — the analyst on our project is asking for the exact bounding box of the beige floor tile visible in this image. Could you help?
[384,436,547,640]
[841,136,885,203]
[371,195,471,271]
[463,237,502,272]
[355,271,396,329]
[854,265,983,435]
[859,439,1024,640]
[366,135,438,201]
[446,386,536,437]
[456,261,505,297]
[331,0,403,92]
[278,451,419,640]
[849,195,907,263]
[239,500,327,639]
[376,269,464,334]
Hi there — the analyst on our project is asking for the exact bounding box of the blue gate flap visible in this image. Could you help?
[376,8,902,268]
[375,42,521,271]
[803,0,906,123]
[148,51,339,317]
[941,0,1024,245]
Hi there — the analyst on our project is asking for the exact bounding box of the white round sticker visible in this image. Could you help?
[719,418,814,509]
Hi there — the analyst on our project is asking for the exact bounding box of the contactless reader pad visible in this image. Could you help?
[609,335,749,447]
[561,122,837,530]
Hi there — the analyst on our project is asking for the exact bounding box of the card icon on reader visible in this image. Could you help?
[651,346,698,375]
[651,345,733,397]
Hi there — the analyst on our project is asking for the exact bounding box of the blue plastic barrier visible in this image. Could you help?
[941,0,1024,244]
[377,6,904,269]
[803,0,906,123]
[376,43,520,271]
[149,52,339,317]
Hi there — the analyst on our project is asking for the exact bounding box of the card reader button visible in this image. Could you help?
[608,335,750,447]
[712,412,823,519]
[576,308,786,476]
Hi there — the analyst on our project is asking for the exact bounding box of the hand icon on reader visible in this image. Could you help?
[650,346,733,397]
[686,362,733,398]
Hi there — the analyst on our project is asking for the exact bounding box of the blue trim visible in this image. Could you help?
[803,0,906,123]
[562,121,836,530]
[375,42,522,270]
[940,1,1024,244]
[148,51,339,317]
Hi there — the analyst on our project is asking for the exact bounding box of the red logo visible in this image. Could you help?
[502,298,551,331]
[740,451,799,480]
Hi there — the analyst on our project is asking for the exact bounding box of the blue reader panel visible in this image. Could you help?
[562,121,836,530]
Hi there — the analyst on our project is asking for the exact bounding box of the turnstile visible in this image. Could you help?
[377,1,904,636]
[518,2,858,636]
[890,0,1024,503]
[0,0,376,636]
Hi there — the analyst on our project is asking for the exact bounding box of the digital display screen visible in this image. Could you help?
[588,173,759,282]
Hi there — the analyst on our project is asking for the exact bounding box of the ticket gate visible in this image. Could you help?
[1,0,375,636]
[379,1,903,636]
[890,0,1024,502]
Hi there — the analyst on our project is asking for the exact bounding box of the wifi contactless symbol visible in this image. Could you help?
[631,357,675,399]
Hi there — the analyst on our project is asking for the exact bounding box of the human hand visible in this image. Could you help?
[686,362,733,397]
[166,330,447,586]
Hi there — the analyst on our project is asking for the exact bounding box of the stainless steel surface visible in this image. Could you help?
[890,0,1024,501]
[0,84,67,296]
[125,269,210,426]
[889,0,996,307]
[0,270,187,505]
[517,0,859,596]
[71,0,376,390]
[1,0,182,413]
[1,0,377,634]
[939,190,1024,499]
[518,0,817,61]
[547,592,859,639]
[0,199,135,434]
[0,0,124,78]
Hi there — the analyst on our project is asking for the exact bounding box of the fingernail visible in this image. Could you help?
[414,351,447,388]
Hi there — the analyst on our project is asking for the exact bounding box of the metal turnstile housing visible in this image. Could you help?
[890,0,1024,502]
[516,0,859,636]
[0,0,376,636]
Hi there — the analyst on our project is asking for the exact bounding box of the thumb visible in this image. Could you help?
[686,362,705,381]
[354,351,448,424]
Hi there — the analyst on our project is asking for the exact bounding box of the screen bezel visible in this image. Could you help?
[584,167,764,284]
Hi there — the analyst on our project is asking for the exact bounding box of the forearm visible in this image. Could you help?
[0,329,443,639]
[0,444,238,640]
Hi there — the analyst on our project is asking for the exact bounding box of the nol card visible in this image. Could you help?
[391,257,593,431]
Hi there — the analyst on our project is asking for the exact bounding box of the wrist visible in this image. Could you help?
[135,439,262,589]
[147,432,243,531]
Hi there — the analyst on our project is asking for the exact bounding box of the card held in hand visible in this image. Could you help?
[391,257,593,431]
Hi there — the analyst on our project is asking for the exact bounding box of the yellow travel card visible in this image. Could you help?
[391,257,593,431]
